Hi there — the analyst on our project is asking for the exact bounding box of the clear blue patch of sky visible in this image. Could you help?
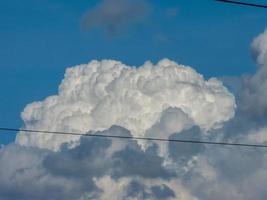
[0,0,266,144]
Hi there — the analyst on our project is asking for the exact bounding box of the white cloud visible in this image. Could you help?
[5,26,267,200]
[16,59,235,150]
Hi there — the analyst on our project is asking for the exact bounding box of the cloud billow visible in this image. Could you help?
[16,58,235,150]
[2,28,267,199]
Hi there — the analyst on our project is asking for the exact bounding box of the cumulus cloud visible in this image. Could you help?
[81,0,151,35]
[16,59,235,150]
[3,28,267,199]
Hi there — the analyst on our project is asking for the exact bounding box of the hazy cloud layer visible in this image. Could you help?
[1,29,267,199]
[81,0,151,35]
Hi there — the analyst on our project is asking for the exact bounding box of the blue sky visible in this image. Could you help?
[0,0,267,144]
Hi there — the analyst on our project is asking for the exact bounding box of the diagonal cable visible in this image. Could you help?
[215,0,267,8]
[1,127,267,148]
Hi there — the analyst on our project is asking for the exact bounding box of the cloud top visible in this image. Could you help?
[16,59,235,150]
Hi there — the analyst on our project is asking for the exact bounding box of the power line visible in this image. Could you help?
[215,0,267,8]
[0,127,267,148]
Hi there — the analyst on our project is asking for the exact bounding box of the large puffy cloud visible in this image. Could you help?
[2,57,237,199]
[16,59,235,150]
[10,56,236,200]
[4,28,267,199]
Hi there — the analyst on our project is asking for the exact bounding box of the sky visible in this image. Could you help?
[1,1,267,199]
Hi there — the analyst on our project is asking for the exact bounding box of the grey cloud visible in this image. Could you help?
[126,181,151,199]
[208,147,265,183]
[0,144,91,200]
[44,126,174,180]
[240,72,267,119]
[238,29,267,119]
[81,0,151,35]
[43,136,112,178]
[126,181,175,200]
[168,126,205,164]
[151,184,175,199]
[112,144,176,179]
[0,126,176,200]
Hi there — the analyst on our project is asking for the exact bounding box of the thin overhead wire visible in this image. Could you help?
[1,127,267,148]
[215,0,267,8]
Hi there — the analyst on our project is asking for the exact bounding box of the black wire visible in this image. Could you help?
[0,127,267,148]
[215,0,267,8]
